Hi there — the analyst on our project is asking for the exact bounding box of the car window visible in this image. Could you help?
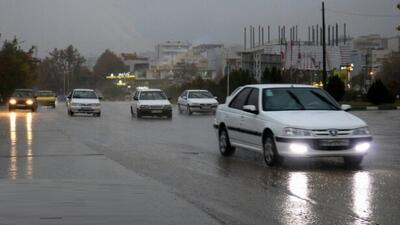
[37,91,55,97]
[133,91,139,100]
[72,91,97,99]
[140,91,167,100]
[262,88,340,111]
[188,91,213,99]
[245,88,259,110]
[229,88,252,110]
[13,90,34,98]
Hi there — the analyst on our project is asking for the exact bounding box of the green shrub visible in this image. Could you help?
[367,80,395,105]
[326,75,345,101]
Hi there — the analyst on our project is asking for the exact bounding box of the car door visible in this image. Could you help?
[178,91,187,107]
[239,88,263,150]
[225,87,252,143]
[131,91,140,112]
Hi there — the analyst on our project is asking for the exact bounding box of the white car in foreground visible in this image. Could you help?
[130,88,172,119]
[214,84,372,167]
[177,89,218,115]
[67,89,101,117]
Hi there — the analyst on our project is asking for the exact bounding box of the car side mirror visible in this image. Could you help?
[341,104,352,111]
[214,96,218,100]
[133,96,138,101]
[183,96,187,100]
[168,97,172,101]
[243,105,258,114]
[98,96,103,100]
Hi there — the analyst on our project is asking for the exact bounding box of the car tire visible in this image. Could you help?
[219,128,235,157]
[137,109,142,119]
[187,105,192,115]
[263,135,282,166]
[68,110,74,117]
[130,106,134,117]
[52,104,56,109]
[343,156,363,168]
[95,112,101,117]
[31,107,37,112]
[8,107,14,112]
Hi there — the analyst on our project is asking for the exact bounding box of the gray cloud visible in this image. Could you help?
[0,0,398,57]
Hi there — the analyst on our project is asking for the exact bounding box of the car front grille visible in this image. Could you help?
[17,100,26,104]
[149,105,164,110]
[312,129,352,137]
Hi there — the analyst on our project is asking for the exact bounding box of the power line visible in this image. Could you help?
[326,9,400,18]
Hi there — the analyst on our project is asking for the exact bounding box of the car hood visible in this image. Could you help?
[265,110,367,129]
[139,100,171,105]
[71,98,100,104]
[188,98,218,104]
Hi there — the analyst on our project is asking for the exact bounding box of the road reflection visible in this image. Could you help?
[26,112,33,178]
[281,172,311,224]
[352,172,372,225]
[7,112,34,179]
[9,112,17,179]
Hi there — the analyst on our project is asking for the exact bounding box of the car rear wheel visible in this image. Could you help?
[219,128,235,157]
[343,156,363,168]
[263,135,282,166]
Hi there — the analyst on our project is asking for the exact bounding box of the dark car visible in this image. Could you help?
[36,90,57,108]
[8,89,38,112]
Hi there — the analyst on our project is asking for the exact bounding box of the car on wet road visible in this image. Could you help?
[177,89,218,115]
[67,89,102,117]
[214,84,373,167]
[8,89,38,112]
[130,88,172,119]
[36,90,57,108]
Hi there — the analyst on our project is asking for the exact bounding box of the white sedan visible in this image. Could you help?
[177,90,218,115]
[214,84,372,167]
[67,89,101,117]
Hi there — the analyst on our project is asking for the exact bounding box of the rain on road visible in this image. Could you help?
[0,102,399,225]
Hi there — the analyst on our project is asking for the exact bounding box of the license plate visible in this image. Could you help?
[319,139,349,147]
[81,107,92,111]
[151,110,163,113]
[17,104,25,107]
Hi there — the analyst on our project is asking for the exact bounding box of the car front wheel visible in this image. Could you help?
[219,128,235,157]
[263,135,282,166]
[137,109,142,119]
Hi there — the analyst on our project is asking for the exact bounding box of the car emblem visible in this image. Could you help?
[328,129,339,136]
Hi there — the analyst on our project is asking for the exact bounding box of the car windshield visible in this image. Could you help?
[263,88,340,111]
[188,91,213,99]
[13,90,34,98]
[140,91,167,100]
[37,91,55,97]
[73,91,97,99]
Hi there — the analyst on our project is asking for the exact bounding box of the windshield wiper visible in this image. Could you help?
[310,91,340,110]
[286,91,305,110]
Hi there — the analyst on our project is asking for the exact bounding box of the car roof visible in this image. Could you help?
[15,89,33,92]
[73,89,95,92]
[138,89,162,92]
[243,84,317,89]
[186,89,210,92]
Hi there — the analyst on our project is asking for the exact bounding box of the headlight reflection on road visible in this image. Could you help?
[282,172,311,224]
[9,112,17,180]
[26,112,33,178]
[352,172,372,224]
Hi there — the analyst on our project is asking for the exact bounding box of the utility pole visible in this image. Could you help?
[322,1,328,89]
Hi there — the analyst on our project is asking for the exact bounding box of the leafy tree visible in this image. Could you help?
[36,45,86,94]
[93,50,129,99]
[367,80,395,105]
[261,67,283,84]
[0,38,38,99]
[326,75,345,101]
[261,67,271,84]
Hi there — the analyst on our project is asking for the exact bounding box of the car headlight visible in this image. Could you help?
[353,127,370,136]
[140,105,149,109]
[283,128,312,137]
[9,99,16,105]
[92,103,101,107]
[26,99,34,105]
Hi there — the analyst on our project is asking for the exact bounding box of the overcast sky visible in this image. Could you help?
[0,0,398,57]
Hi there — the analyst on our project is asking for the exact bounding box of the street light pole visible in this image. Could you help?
[322,1,328,89]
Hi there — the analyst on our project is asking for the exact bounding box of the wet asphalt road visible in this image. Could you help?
[0,102,399,225]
